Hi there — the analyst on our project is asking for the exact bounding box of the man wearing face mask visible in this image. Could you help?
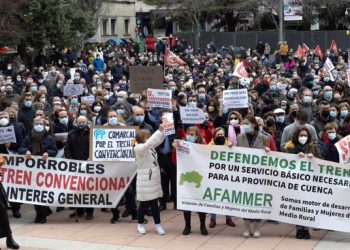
[298,89,316,123]
[0,84,20,110]
[13,75,24,95]
[311,101,332,136]
[52,110,75,154]
[18,93,36,132]
[64,116,94,220]
[0,111,24,219]
[273,109,289,150]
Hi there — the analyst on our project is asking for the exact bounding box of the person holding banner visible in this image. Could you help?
[236,115,271,238]
[18,116,58,224]
[173,126,208,236]
[317,123,341,163]
[284,127,319,239]
[134,123,166,235]
[208,127,236,228]
[0,168,20,249]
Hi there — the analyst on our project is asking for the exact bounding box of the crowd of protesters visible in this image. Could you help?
[0,34,349,249]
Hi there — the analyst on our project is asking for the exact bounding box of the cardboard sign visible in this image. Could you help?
[90,126,137,162]
[0,125,16,144]
[129,66,163,93]
[162,112,175,136]
[81,95,95,106]
[147,88,172,109]
[223,89,249,109]
[179,107,205,124]
[63,84,84,97]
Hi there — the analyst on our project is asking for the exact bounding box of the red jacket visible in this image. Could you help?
[145,37,155,50]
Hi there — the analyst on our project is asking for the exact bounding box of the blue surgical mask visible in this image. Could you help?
[109,117,118,126]
[117,97,124,104]
[198,93,206,102]
[24,100,32,108]
[329,111,337,118]
[31,86,38,93]
[259,126,263,132]
[243,124,252,133]
[328,132,336,141]
[186,135,195,143]
[325,91,333,100]
[223,108,229,114]
[341,110,349,118]
[188,102,196,108]
[135,115,144,124]
[34,125,44,133]
[80,110,87,115]
[170,86,176,93]
[269,85,277,91]
[71,98,78,105]
[275,115,285,123]
[116,109,125,116]
[59,117,69,125]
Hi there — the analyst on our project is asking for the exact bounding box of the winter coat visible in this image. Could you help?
[134,130,165,201]
[284,140,319,158]
[64,127,90,160]
[17,104,36,133]
[18,132,58,157]
[236,132,269,150]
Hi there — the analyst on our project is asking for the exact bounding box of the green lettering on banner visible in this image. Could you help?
[232,190,242,204]
[242,153,250,164]
[221,189,230,202]
[211,151,218,160]
[243,192,254,205]
[220,152,226,161]
[260,156,268,166]
[268,157,279,168]
[252,155,260,165]
[235,152,242,163]
[227,152,235,162]
[203,187,212,200]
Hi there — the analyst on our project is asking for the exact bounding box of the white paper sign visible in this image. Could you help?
[179,107,205,124]
[63,84,84,97]
[147,89,172,109]
[90,126,136,162]
[81,95,95,106]
[223,89,249,109]
[162,112,175,135]
[0,125,16,144]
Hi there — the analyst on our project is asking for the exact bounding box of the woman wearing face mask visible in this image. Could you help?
[236,115,271,238]
[317,123,341,163]
[340,112,350,137]
[134,124,166,235]
[329,104,340,125]
[207,128,236,229]
[18,117,58,224]
[338,103,349,127]
[225,111,243,145]
[206,100,220,125]
[284,127,319,240]
[75,104,94,125]
[172,126,208,236]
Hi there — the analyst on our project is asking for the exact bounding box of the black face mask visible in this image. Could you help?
[266,119,275,127]
[321,110,330,117]
[214,136,225,145]
[290,111,297,118]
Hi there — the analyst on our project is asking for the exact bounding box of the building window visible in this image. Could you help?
[102,19,108,35]
[124,19,130,35]
[111,19,116,35]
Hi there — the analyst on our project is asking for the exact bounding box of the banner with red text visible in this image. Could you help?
[0,154,137,208]
[335,135,350,164]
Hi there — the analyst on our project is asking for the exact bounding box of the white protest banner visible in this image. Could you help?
[0,125,16,144]
[162,112,175,136]
[147,88,172,109]
[335,135,350,164]
[90,126,136,162]
[179,107,205,124]
[223,89,248,109]
[81,95,95,106]
[177,142,350,233]
[0,154,137,208]
[63,84,84,97]
[70,68,76,80]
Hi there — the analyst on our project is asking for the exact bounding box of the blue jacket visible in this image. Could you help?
[18,133,58,157]
[93,58,105,72]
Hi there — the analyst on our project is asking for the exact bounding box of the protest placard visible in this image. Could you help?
[90,126,137,162]
[179,107,205,124]
[129,66,163,93]
[0,154,137,208]
[177,142,350,233]
[346,69,350,87]
[223,89,249,109]
[335,135,350,163]
[81,95,95,106]
[63,84,84,97]
[0,125,16,144]
[147,88,172,109]
[162,112,175,135]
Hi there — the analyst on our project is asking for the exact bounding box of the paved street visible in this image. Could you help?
[1,205,350,250]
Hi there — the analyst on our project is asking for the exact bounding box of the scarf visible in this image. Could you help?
[228,125,242,146]
[31,131,45,155]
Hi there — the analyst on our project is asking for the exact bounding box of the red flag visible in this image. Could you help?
[165,48,186,66]
[314,45,324,60]
[330,40,339,56]
[296,45,304,59]
[302,43,310,54]
[233,62,248,78]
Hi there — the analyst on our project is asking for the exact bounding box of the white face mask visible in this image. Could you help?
[298,136,308,145]
[94,106,101,112]
[230,119,239,126]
